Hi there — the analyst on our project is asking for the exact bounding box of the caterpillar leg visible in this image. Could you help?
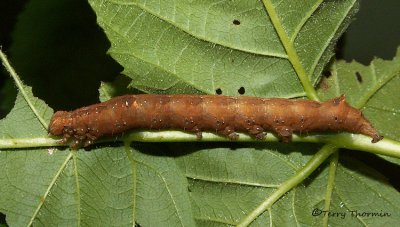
[195,132,203,140]
[188,126,203,139]
[83,133,98,147]
[58,126,75,144]
[228,132,239,140]
[274,126,293,143]
[70,138,82,150]
[218,126,239,140]
[59,133,71,145]
[255,132,267,140]
[83,139,94,147]
[248,125,266,140]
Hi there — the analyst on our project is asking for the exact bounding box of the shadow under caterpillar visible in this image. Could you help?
[48,94,383,148]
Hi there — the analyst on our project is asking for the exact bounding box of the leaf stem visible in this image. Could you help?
[323,152,339,226]
[27,152,74,226]
[0,137,60,148]
[328,134,400,159]
[261,0,319,101]
[237,144,337,226]
[124,142,137,224]
[72,153,82,226]
[2,132,399,159]
[124,131,400,158]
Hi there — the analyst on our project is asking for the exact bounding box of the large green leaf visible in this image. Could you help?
[88,0,358,97]
[172,144,400,226]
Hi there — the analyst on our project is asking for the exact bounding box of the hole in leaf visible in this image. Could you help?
[233,19,241,25]
[215,88,223,95]
[238,87,245,95]
[355,71,363,83]
[322,70,332,78]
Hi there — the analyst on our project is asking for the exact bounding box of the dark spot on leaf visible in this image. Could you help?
[233,19,240,25]
[355,72,363,83]
[215,88,223,95]
[238,87,245,95]
[322,71,332,78]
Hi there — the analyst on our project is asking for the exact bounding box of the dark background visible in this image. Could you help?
[0,0,399,225]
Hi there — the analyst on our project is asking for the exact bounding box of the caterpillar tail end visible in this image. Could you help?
[359,124,383,143]
[371,134,384,143]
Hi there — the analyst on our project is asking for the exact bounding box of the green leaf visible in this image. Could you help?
[98,75,134,102]
[1,130,195,226]
[0,92,50,139]
[318,47,400,164]
[0,148,72,226]
[172,144,400,226]
[293,155,400,226]
[130,144,195,226]
[88,0,358,98]
[172,143,318,225]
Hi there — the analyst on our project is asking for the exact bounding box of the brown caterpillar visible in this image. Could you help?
[48,94,383,148]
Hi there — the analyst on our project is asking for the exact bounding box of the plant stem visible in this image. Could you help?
[1,132,399,159]
[0,137,60,148]
[261,0,319,101]
[124,142,137,224]
[237,144,337,226]
[323,152,339,226]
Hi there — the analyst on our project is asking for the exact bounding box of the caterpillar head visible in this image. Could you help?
[48,111,70,136]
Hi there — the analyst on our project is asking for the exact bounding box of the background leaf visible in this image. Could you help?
[293,154,400,226]
[88,0,357,97]
[172,143,318,225]
[0,84,73,226]
[318,48,400,165]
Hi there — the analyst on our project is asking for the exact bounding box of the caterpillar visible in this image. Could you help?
[48,94,383,148]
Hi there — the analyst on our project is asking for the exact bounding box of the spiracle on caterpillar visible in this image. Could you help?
[48,94,383,148]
